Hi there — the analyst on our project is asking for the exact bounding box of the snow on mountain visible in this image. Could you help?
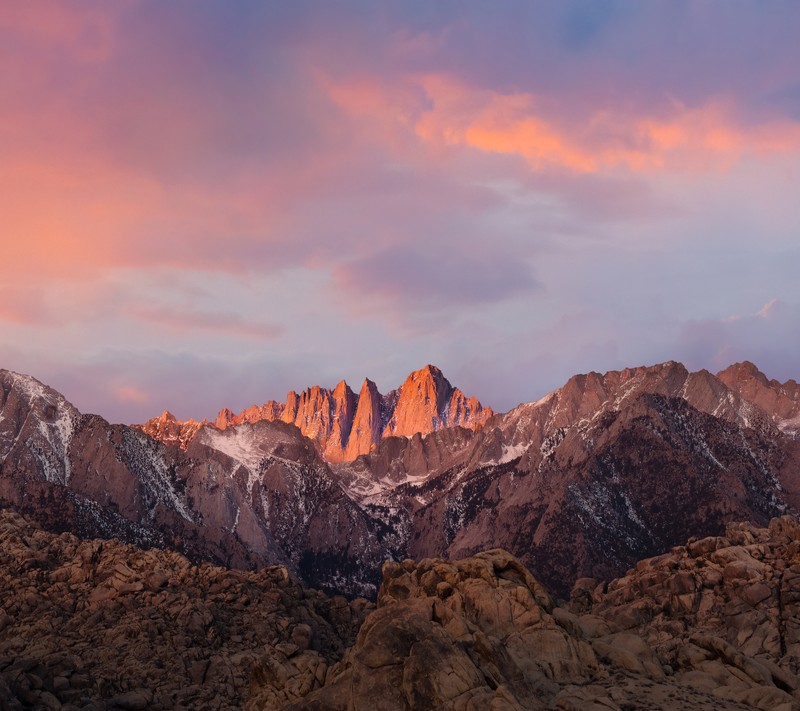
[3,360,800,599]
[0,370,80,485]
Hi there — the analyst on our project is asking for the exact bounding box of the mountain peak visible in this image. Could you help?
[137,365,493,461]
[716,360,800,431]
[717,361,769,386]
[332,379,352,398]
[385,365,493,440]
[402,364,449,390]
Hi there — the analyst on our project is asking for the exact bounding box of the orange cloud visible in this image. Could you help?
[420,76,800,173]
[326,73,800,175]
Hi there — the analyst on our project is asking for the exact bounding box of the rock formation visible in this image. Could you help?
[139,410,206,449]
[5,506,797,710]
[0,509,370,711]
[255,515,800,710]
[718,361,800,436]
[138,364,494,462]
[344,379,383,461]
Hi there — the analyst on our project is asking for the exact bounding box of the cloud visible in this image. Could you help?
[112,384,150,406]
[4,3,799,291]
[677,300,800,382]
[412,76,800,175]
[1,2,799,423]
[332,244,539,327]
[0,287,53,326]
[128,304,283,340]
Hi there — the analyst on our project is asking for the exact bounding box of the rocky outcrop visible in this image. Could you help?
[137,365,494,462]
[386,365,458,437]
[0,509,370,711]
[573,514,800,710]
[215,401,284,429]
[139,410,206,449]
[277,383,357,462]
[2,504,800,710]
[258,516,800,710]
[718,361,800,436]
[344,379,383,461]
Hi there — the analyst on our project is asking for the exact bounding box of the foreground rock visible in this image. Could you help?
[261,516,800,710]
[580,515,800,710]
[2,506,799,710]
[0,509,370,710]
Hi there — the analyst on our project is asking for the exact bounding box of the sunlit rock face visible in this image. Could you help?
[717,360,800,436]
[138,364,494,462]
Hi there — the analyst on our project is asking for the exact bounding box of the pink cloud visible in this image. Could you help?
[0,1,116,62]
[112,384,150,406]
[0,287,53,326]
[1,2,798,427]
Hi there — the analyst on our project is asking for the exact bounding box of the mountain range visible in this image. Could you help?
[1,359,798,600]
[139,364,493,462]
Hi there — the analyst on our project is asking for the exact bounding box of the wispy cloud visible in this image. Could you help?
[129,305,284,340]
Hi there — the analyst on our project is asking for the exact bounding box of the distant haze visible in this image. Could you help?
[1,2,799,423]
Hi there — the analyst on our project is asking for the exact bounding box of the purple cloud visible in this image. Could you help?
[1,1,799,422]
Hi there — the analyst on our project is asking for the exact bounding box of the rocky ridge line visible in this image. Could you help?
[4,360,800,603]
[138,365,494,462]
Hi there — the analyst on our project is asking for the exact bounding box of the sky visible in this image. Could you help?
[2,0,800,423]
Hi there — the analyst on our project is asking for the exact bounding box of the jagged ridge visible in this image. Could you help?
[138,364,494,462]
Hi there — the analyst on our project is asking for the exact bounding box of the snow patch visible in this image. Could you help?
[121,431,196,523]
[3,370,78,484]
[231,505,240,533]
[486,442,529,466]
[199,425,304,490]
[202,428,267,478]
[776,413,800,436]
